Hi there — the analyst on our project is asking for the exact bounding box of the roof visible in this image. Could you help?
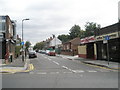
[63,37,80,45]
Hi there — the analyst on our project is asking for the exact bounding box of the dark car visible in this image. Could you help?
[29,51,37,58]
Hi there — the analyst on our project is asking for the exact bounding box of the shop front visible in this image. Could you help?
[96,32,120,62]
[78,36,97,60]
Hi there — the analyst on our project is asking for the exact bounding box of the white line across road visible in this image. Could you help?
[62,66,69,69]
[87,70,97,72]
[72,70,85,73]
[52,61,60,65]
[37,72,47,74]
[50,72,59,74]
[48,58,52,61]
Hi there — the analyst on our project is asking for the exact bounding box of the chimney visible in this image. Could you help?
[17,35,19,39]
[52,34,55,38]
[50,37,52,40]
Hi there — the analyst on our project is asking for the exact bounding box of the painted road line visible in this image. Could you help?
[53,61,59,65]
[96,69,110,72]
[29,72,34,74]
[62,66,69,69]
[50,72,59,74]
[48,58,51,61]
[68,68,72,71]
[63,72,72,74]
[37,72,47,74]
[87,70,97,72]
[72,70,84,73]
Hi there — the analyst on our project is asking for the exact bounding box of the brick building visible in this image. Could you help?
[0,15,16,63]
[61,37,80,56]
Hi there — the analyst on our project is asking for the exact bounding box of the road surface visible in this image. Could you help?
[2,53,118,88]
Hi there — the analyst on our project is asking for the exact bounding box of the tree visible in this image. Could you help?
[33,41,45,50]
[85,22,101,37]
[58,34,70,43]
[69,25,81,39]
[69,24,87,39]
[25,41,31,51]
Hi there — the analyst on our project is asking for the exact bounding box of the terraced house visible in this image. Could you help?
[0,15,16,63]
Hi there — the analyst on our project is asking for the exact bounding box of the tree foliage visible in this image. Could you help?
[85,22,101,36]
[58,34,70,43]
[25,41,31,50]
[33,41,45,50]
[69,25,81,39]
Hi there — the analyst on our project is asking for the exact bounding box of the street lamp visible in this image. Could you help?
[22,18,30,62]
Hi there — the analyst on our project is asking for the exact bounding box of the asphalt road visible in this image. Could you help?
[2,53,118,88]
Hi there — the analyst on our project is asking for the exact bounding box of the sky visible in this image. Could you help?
[0,0,119,45]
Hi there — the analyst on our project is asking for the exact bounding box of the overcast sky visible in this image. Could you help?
[0,0,119,45]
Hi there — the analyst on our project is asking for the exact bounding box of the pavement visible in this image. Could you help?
[0,55,34,74]
[56,54,120,70]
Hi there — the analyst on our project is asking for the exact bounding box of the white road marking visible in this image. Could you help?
[29,72,34,74]
[62,66,69,69]
[96,69,110,72]
[53,61,60,65]
[72,70,84,73]
[87,70,97,72]
[68,68,73,71]
[50,72,59,74]
[63,72,72,74]
[37,72,47,74]
[48,58,51,61]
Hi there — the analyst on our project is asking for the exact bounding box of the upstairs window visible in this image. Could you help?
[0,16,6,32]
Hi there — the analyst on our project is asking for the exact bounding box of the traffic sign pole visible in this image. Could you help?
[104,36,110,65]
[107,41,109,65]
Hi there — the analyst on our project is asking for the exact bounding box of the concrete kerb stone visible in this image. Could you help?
[24,59,30,70]
[82,61,119,70]
[0,59,33,74]
[57,54,119,70]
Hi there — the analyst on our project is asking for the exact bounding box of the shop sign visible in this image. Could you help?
[80,36,95,44]
[96,32,119,41]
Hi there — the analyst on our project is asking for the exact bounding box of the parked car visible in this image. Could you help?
[29,51,37,58]
[41,50,46,54]
[48,50,56,56]
[46,50,50,55]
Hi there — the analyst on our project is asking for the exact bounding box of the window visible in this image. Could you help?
[0,33,3,38]
[0,16,6,32]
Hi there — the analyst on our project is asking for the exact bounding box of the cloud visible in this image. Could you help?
[0,0,119,45]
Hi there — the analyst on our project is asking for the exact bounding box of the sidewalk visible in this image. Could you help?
[56,54,119,70]
[0,55,30,73]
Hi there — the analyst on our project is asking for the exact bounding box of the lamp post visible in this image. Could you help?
[22,18,30,62]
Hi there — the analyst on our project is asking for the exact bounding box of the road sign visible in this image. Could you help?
[21,42,24,45]
[104,36,110,40]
